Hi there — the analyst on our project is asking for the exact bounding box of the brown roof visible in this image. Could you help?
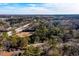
[0,51,13,56]
[16,32,32,37]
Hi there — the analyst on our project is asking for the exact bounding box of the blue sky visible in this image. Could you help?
[0,3,79,14]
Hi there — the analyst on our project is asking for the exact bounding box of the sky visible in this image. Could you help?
[0,3,79,14]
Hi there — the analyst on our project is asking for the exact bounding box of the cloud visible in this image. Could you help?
[0,3,79,14]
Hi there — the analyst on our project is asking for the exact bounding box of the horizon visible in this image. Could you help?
[0,14,79,15]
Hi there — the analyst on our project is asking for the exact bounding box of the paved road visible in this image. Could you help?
[7,23,32,36]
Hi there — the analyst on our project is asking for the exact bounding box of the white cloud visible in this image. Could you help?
[0,3,79,14]
[54,3,79,14]
[0,0,79,3]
